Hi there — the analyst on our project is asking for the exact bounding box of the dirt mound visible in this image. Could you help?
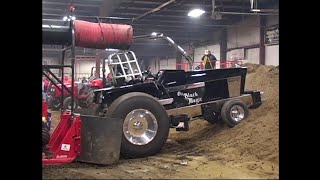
[244,63,279,74]
[169,63,279,175]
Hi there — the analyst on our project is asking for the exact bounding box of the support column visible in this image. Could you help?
[95,50,101,77]
[259,16,266,65]
[176,51,182,70]
[220,28,227,68]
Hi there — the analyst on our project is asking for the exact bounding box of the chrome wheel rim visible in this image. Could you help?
[123,109,158,145]
[67,101,77,109]
[230,105,245,122]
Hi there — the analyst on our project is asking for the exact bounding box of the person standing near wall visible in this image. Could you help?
[201,50,217,69]
[42,76,49,93]
[81,77,88,83]
[42,81,46,101]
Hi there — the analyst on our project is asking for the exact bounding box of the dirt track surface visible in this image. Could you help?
[44,64,279,179]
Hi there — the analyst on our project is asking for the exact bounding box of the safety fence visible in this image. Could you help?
[176,59,247,71]
[45,73,92,82]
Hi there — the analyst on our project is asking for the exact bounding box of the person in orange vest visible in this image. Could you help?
[201,50,217,69]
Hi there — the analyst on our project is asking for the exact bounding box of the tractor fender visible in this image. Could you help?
[95,82,165,106]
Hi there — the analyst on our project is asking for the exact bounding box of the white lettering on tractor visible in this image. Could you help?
[177,91,202,105]
[56,155,68,159]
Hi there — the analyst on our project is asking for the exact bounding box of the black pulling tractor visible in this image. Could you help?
[42,20,263,165]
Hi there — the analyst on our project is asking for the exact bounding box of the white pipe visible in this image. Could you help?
[212,0,215,12]
[220,11,278,16]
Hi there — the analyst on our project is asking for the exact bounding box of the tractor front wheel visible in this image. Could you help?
[105,92,170,158]
[221,99,249,127]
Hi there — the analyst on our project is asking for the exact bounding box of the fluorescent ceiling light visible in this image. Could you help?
[42,25,64,28]
[63,16,68,21]
[188,9,205,17]
[63,15,76,21]
[251,9,261,12]
[105,48,119,52]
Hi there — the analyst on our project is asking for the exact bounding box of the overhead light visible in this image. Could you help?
[151,32,158,36]
[63,15,76,21]
[188,9,205,17]
[63,16,68,21]
[42,25,64,28]
[251,9,261,12]
[105,48,119,52]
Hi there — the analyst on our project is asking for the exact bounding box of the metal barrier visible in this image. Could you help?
[48,73,92,81]
[176,59,246,71]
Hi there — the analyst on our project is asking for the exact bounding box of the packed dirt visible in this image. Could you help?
[43,64,279,179]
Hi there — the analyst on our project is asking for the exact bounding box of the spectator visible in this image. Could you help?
[82,77,88,83]
[42,76,49,92]
[201,50,217,69]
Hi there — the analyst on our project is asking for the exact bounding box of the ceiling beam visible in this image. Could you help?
[118,8,266,17]
[132,32,212,42]
[121,0,223,6]
[131,20,239,29]
[42,8,94,14]
[132,23,215,30]
[100,0,127,17]
[132,18,237,27]
[42,4,100,10]
[114,9,194,17]
[134,30,201,36]
[119,1,251,8]
[220,11,279,16]
[112,12,214,20]
[133,28,217,34]
[42,9,95,16]
[43,0,103,3]
[120,0,163,5]
[134,0,177,21]
[42,1,101,8]
[117,5,251,12]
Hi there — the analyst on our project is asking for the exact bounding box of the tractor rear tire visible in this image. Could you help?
[51,101,62,111]
[221,99,249,127]
[62,97,79,110]
[105,92,170,159]
[93,104,107,116]
[85,86,99,108]
[42,127,50,148]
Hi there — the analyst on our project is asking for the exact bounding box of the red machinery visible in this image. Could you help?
[47,68,104,110]
[42,101,52,130]
[42,111,81,165]
[42,111,123,165]
[42,17,132,166]
[42,81,52,130]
